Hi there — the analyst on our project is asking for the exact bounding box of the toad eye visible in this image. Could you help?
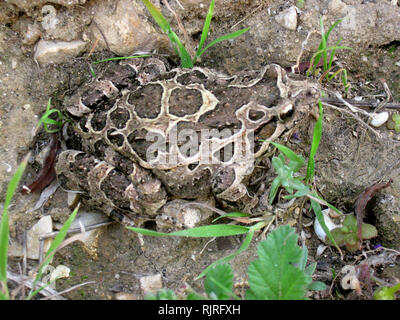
[278,103,293,120]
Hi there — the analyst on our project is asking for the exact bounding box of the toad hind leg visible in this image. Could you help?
[55,150,167,225]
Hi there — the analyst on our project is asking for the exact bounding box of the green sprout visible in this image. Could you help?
[0,154,29,300]
[387,113,400,132]
[308,17,352,95]
[327,215,377,252]
[374,282,400,300]
[142,0,249,68]
[267,101,343,254]
[37,98,63,133]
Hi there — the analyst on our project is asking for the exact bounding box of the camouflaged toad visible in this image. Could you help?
[56,58,319,227]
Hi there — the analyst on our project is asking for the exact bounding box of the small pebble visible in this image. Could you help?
[139,274,163,295]
[370,112,389,127]
[275,6,297,31]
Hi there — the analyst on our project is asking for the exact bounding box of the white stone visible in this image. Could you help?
[314,209,341,243]
[275,6,297,31]
[89,0,168,56]
[140,274,163,295]
[26,215,53,260]
[34,39,87,65]
[370,112,389,127]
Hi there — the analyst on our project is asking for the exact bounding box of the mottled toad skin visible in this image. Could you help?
[55,58,319,226]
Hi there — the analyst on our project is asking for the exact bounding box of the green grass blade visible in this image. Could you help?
[168,32,193,68]
[88,63,96,77]
[310,199,341,254]
[128,224,250,238]
[0,153,29,299]
[196,229,254,280]
[28,205,79,299]
[0,291,8,300]
[196,221,266,279]
[319,16,328,71]
[268,177,282,204]
[309,18,344,73]
[212,212,250,223]
[93,54,152,64]
[328,37,342,70]
[325,19,343,43]
[195,0,215,62]
[141,0,193,67]
[306,101,323,183]
[196,27,249,60]
[309,45,352,73]
[142,0,171,33]
[37,98,63,133]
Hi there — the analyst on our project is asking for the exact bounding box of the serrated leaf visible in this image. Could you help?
[246,225,310,300]
[204,264,234,300]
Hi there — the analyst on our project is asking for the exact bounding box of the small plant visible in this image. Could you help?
[327,215,377,252]
[387,113,400,132]
[296,0,305,9]
[307,17,352,95]
[374,282,400,300]
[146,225,326,300]
[37,98,64,133]
[1,110,77,299]
[267,102,342,253]
[142,0,249,68]
[0,154,29,300]
[0,150,78,299]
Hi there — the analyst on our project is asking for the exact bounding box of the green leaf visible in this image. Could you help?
[212,211,250,223]
[306,101,323,183]
[0,291,9,300]
[204,264,234,300]
[374,282,400,300]
[268,176,282,204]
[128,224,250,238]
[28,205,79,299]
[168,32,193,68]
[195,28,250,60]
[308,281,326,291]
[310,199,340,253]
[142,0,171,33]
[37,98,63,133]
[196,230,254,280]
[361,223,378,239]
[145,289,178,300]
[93,55,152,64]
[0,153,29,299]
[269,141,305,168]
[246,225,310,300]
[195,0,214,61]
[186,291,208,300]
